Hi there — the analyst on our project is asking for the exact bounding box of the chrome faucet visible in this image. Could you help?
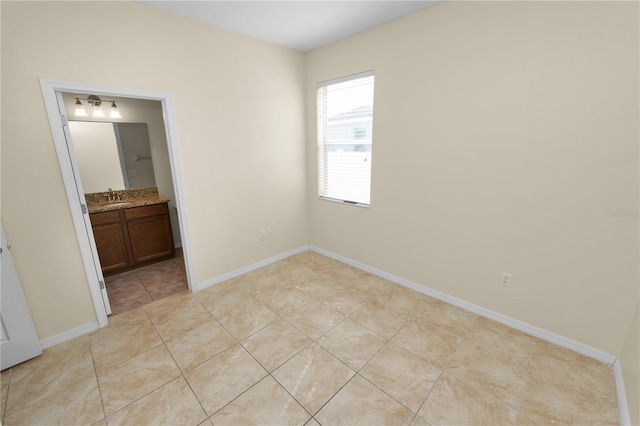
[107,188,119,202]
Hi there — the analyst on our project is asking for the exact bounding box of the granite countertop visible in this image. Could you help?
[85,187,170,214]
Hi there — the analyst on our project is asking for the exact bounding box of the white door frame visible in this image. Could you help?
[39,78,195,328]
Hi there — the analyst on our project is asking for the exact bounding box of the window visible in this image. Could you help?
[317,71,375,206]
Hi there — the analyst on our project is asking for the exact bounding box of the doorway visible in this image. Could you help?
[64,96,186,315]
[40,79,194,328]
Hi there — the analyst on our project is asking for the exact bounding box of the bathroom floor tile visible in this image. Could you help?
[97,344,181,415]
[165,319,236,372]
[106,377,206,426]
[105,254,188,316]
[360,342,442,412]
[273,343,355,415]
[241,319,312,372]
[210,376,310,425]
[106,278,153,316]
[317,318,387,371]
[141,269,189,300]
[315,375,415,426]
[184,344,267,415]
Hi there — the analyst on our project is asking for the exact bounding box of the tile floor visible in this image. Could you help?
[104,248,187,315]
[0,251,619,425]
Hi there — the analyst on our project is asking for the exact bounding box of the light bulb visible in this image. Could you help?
[92,103,105,118]
[74,99,88,117]
[110,102,122,119]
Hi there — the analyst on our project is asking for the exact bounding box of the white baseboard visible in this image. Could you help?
[309,245,617,366]
[613,358,631,426]
[195,245,310,292]
[39,321,100,350]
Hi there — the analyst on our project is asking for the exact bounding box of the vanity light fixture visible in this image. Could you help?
[74,95,122,119]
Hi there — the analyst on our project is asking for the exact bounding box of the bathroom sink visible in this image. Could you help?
[107,202,131,208]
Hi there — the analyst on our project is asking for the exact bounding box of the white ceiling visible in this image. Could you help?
[139,1,441,52]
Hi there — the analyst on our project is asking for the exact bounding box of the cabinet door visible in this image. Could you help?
[93,222,131,272]
[127,215,174,264]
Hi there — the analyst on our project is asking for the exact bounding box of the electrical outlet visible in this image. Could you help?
[500,272,512,288]
[267,229,273,238]
[260,230,268,241]
[128,169,137,177]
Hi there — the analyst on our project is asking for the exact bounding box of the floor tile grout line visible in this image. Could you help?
[206,371,272,419]
[99,297,204,421]
[106,256,188,316]
[162,339,210,423]
[268,371,316,420]
[1,368,12,424]
[410,370,445,425]
[88,343,110,424]
[181,299,286,421]
[355,350,443,420]
[95,343,181,420]
[306,369,359,419]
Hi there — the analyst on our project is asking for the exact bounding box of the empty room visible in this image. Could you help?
[1,1,638,425]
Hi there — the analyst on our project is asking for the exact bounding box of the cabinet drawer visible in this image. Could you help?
[89,210,121,226]
[124,203,168,220]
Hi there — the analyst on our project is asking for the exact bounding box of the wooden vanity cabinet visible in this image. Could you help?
[89,203,175,275]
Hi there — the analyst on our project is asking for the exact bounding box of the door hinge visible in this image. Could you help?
[81,204,87,214]
[61,114,68,126]
[99,280,105,290]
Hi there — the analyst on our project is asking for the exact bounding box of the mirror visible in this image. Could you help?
[69,121,156,193]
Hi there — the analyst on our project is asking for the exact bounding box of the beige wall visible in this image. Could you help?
[620,299,640,425]
[1,1,307,339]
[306,1,639,355]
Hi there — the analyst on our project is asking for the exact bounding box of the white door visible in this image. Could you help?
[56,92,112,316]
[1,227,42,370]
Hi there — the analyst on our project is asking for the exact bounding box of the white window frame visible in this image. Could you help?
[317,70,375,207]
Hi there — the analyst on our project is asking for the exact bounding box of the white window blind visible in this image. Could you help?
[317,71,375,206]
